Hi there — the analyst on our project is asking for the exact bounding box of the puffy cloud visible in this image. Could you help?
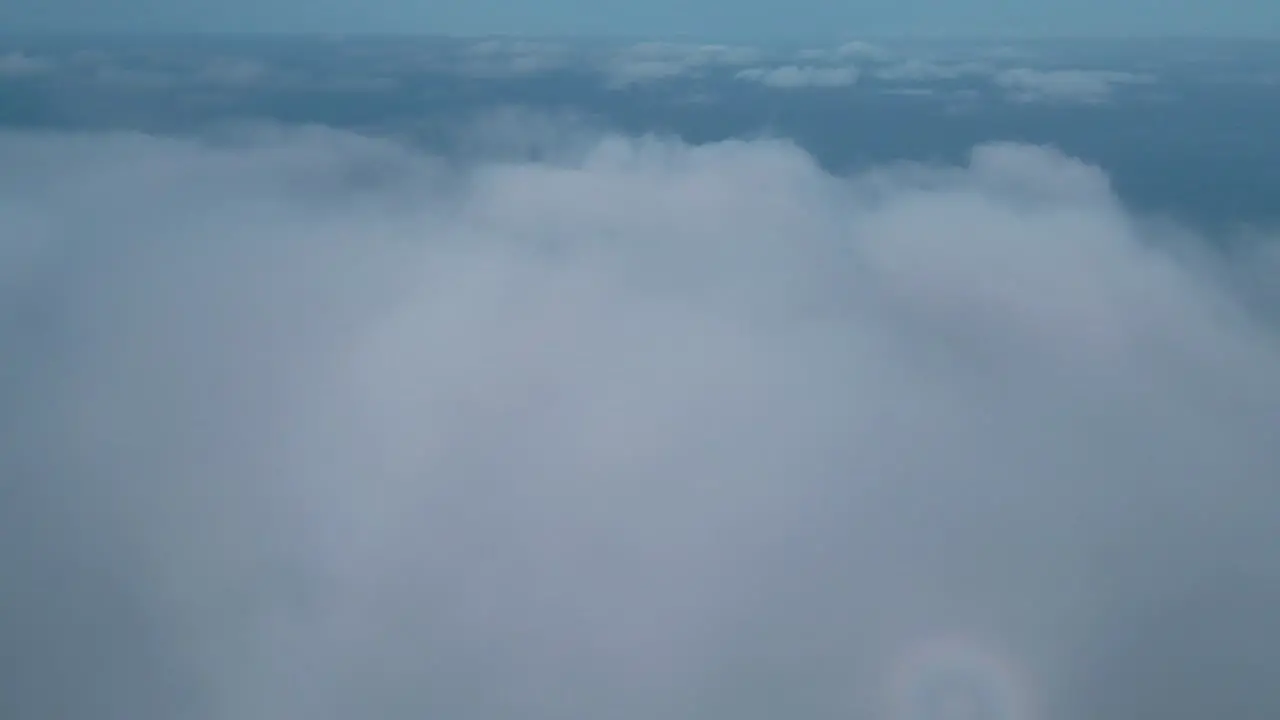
[2,122,1279,720]
[736,64,859,88]
[993,68,1157,104]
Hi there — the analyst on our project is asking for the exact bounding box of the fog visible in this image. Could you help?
[2,124,1279,720]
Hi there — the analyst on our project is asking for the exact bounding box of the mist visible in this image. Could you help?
[2,123,1279,720]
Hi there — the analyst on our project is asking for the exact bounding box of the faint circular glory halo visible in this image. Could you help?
[885,632,1033,720]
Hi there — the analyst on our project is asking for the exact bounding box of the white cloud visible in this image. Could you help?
[861,55,1160,105]
[3,122,1279,720]
[798,40,889,63]
[602,42,763,88]
[736,64,860,88]
[835,40,889,59]
[993,68,1157,104]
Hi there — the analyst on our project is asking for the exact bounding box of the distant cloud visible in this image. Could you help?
[602,42,763,88]
[91,63,175,89]
[42,47,401,93]
[882,87,937,97]
[797,40,889,63]
[460,39,572,77]
[602,58,690,87]
[19,35,1168,107]
[199,57,269,86]
[834,40,888,59]
[994,68,1156,104]
[630,42,763,66]
[736,64,859,88]
[873,59,992,82]
[783,41,1166,106]
[0,50,52,76]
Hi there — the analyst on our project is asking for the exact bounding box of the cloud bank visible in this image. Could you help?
[2,38,1171,109]
[3,123,1279,720]
[993,68,1156,104]
[601,42,763,88]
[736,65,859,88]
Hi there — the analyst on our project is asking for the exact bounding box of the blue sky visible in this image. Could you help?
[4,0,1279,38]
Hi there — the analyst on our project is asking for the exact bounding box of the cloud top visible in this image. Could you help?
[2,123,1278,720]
[736,64,859,88]
[993,68,1156,104]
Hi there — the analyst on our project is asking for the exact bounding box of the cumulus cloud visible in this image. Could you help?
[736,65,859,89]
[3,122,1280,720]
[993,68,1157,104]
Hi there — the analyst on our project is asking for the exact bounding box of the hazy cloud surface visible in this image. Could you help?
[3,124,1279,720]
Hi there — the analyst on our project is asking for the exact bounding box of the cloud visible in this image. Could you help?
[798,40,889,63]
[0,50,53,76]
[602,57,690,87]
[993,68,1156,104]
[736,65,859,89]
[783,42,1161,106]
[882,87,937,97]
[198,56,270,87]
[873,59,993,82]
[3,122,1279,720]
[834,40,889,60]
[91,63,177,89]
[601,42,763,88]
[12,44,403,95]
[459,39,573,78]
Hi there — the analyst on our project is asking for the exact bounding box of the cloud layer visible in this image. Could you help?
[736,64,859,88]
[3,123,1279,720]
[993,68,1156,104]
[1,37,1175,105]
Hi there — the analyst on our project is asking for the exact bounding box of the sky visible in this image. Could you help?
[3,0,1280,38]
